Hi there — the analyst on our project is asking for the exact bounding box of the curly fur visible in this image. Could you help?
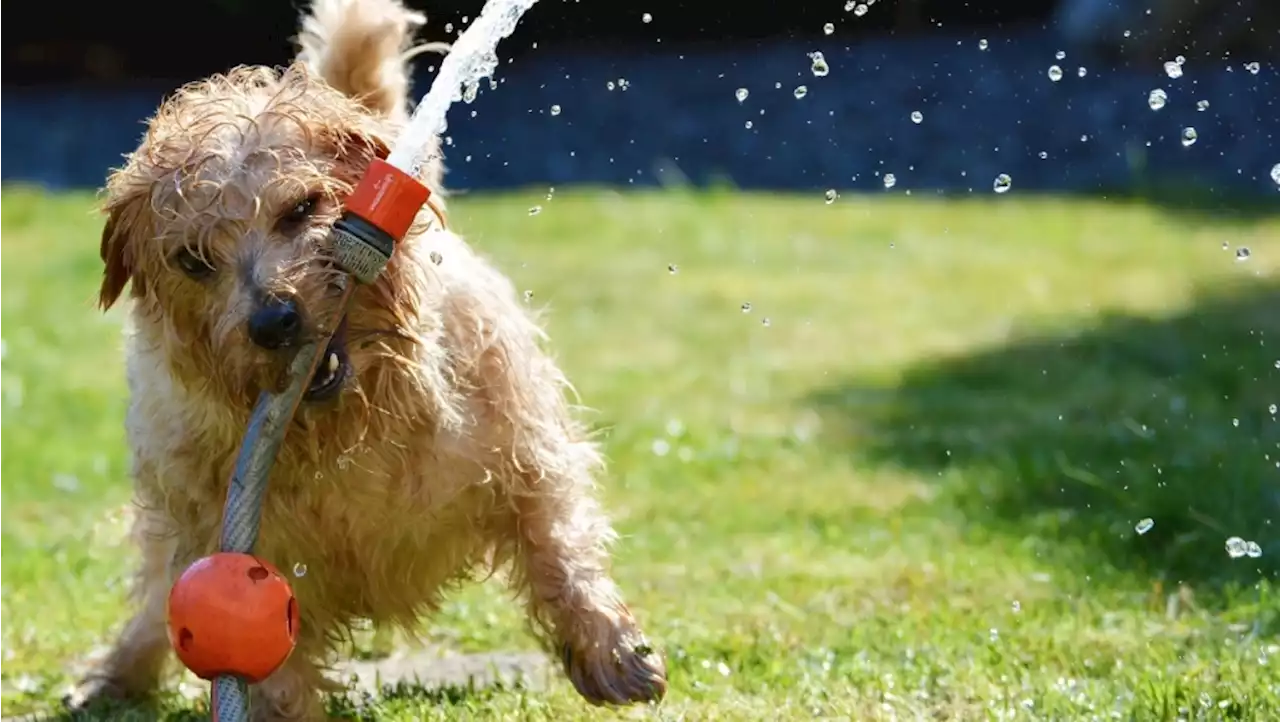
[70,0,666,718]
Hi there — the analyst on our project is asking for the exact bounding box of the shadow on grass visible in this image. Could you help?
[808,278,1280,589]
[21,702,205,722]
[1081,183,1280,227]
[22,680,517,722]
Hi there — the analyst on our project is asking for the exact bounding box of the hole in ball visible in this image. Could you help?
[178,627,194,651]
[286,596,299,636]
[247,565,269,582]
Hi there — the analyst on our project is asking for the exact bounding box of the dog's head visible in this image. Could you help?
[99,64,430,410]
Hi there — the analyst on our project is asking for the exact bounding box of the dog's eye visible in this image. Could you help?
[172,247,216,280]
[278,194,321,231]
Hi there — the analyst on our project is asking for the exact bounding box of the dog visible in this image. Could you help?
[69,0,666,718]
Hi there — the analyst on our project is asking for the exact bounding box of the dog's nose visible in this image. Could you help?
[247,296,303,350]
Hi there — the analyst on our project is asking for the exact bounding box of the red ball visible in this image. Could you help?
[166,553,300,682]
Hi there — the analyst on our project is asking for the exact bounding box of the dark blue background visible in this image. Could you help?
[3,14,1277,196]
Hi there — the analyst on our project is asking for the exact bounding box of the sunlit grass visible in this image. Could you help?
[3,186,1278,720]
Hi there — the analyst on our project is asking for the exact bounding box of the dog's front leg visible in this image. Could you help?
[69,509,181,709]
[503,453,667,706]
[454,271,666,705]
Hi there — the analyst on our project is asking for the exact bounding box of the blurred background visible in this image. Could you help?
[3,0,1278,195]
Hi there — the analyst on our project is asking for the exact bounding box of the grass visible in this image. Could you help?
[2,184,1279,720]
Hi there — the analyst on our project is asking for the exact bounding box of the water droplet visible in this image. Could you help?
[1038,150,1048,159]
[1077,66,1087,78]
[1180,127,1198,147]
[1245,61,1260,75]
[1164,61,1183,78]
[793,85,808,99]
[1270,163,1280,185]
[853,3,868,17]
[462,82,479,103]
[1148,88,1167,110]
[823,22,835,35]
[606,80,616,91]
[1236,247,1251,261]
[1055,50,1066,60]
[549,104,561,116]
[1268,403,1276,415]
[1246,541,1263,558]
[617,78,630,91]
[744,120,753,129]
[1123,29,1131,38]
[1135,518,1155,535]
[52,473,80,493]
[1197,99,1210,111]
[735,87,749,103]
[809,52,829,77]
[989,628,1000,642]
[740,302,752,313]
[883,173,897,189]
[528,205,542,216]
[761,317,771,327]
[1225,536,1247,558]
[642,12,652,23]
[667,263,679,274]
[910,110,923,124]
[1175,55,1186,65]
[1011,600,1021,613]
[293,562,308,577]
[993,173,1012,193]
[978,38,989,50]
[1047,65,1063,82]
[824,189,838,204]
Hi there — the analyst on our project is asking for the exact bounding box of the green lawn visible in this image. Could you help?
[2,185,1279,720]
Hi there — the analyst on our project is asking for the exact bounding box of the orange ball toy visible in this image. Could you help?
[166,553,300,683]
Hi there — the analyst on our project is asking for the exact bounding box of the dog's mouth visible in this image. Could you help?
[304,317,350,402]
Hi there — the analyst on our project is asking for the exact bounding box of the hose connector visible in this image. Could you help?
[330,157,431,284]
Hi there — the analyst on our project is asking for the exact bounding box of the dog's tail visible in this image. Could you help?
[295,0,449,121]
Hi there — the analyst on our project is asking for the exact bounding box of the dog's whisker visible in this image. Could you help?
[403,41,452,61]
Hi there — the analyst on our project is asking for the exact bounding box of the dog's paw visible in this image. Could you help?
[561,634,667,706]
[63,674,140,717]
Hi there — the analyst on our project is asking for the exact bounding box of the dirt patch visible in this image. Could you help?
[336,648,554,693]
[0,650,554,722]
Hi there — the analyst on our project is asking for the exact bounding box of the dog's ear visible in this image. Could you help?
[98,193,145,310]
[331,123,392,176]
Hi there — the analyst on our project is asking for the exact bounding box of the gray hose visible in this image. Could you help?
[208,207,393,720]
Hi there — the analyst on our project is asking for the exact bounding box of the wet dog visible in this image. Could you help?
[70,0,666,718]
